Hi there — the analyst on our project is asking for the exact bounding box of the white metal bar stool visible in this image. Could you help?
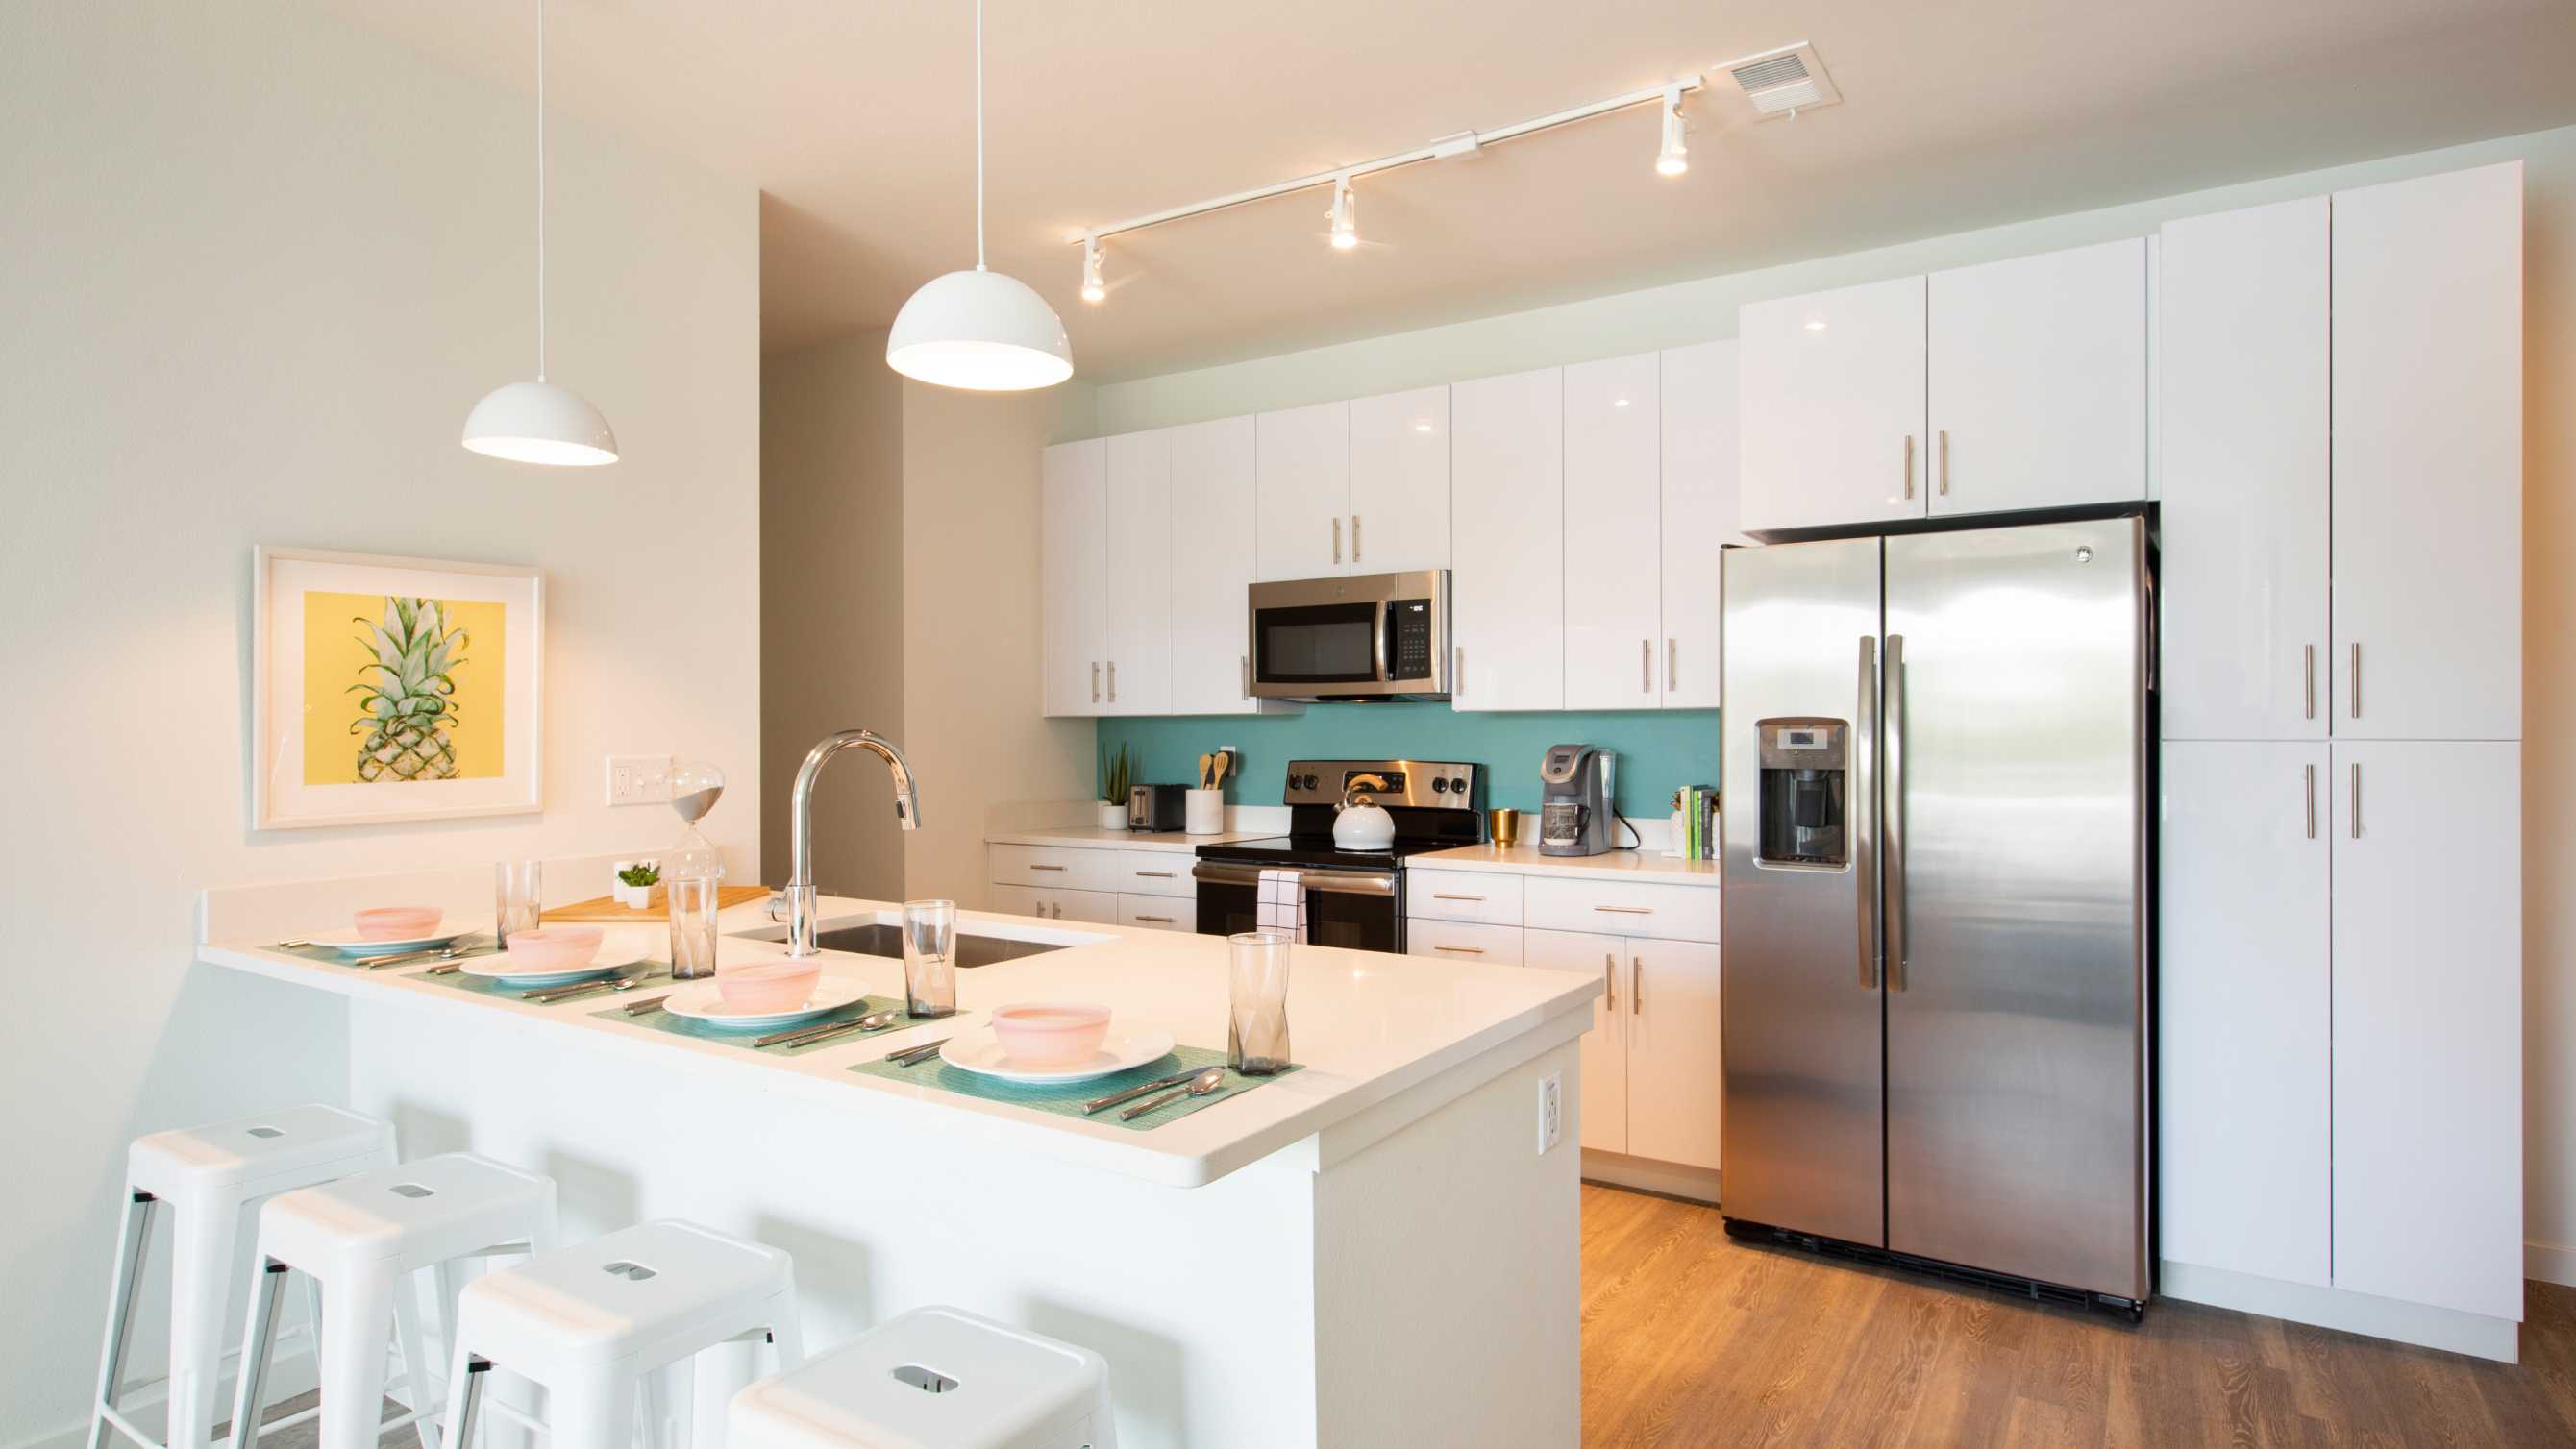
[90,1105,396,1449]
[230,1152,558,1449]
[728,1307,1112,1449]
[444,1219,804,1449]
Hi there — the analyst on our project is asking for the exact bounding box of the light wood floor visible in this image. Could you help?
[1580,1183,2576,1448]
[233,1184,2576,1448]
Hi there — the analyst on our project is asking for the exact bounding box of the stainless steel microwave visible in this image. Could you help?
[1247,570,1449,701]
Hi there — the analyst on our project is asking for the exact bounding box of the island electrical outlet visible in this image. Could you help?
[1538,1070,1563,1153]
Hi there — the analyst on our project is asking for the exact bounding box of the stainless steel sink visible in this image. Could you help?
[730,920,1069,969]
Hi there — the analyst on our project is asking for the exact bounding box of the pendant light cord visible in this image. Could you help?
[535,0,549,380]
[974,0,986,271]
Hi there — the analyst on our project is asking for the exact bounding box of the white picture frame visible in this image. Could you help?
[251,546,545,829]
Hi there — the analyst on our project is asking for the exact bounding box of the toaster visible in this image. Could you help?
[1127,783,1188,832]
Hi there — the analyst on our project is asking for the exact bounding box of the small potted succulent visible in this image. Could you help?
[1099,744,1133,830]
[612,859,661,910]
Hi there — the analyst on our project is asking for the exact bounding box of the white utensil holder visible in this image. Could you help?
[1185,789,1225,835]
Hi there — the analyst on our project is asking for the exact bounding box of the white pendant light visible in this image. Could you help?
[886,0,1072,391]
[463,0,617,466]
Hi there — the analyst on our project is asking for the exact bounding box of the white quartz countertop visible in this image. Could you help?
[198,895,1596,1189]
[984,825,1276,853]
[1409,841,1722,887]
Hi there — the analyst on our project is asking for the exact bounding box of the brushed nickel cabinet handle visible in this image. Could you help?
[1107,660,1117,703]
[1433,944,1485,954]
[2349,643,2362,720]
[1593,904,1653,916]
[1604,953,1616,1013]
[2304,644,2316,721]
[1242,654,1251,698]
[1631,956,1644,1015]
[1028,864,1066,872]
[1453,645,1464,697]
[2304,763,2316,840]
[1902,434,1916,500]
[2349,762,2361,840]
[1642,639,1652,693]
[1667,638,1677,693]
[1135,914,1174,924]
[1431,893,1487,902]
[1331,517,1341,565]
[1938,430,1950,496]
[1090,661,1100,703]
[1351,514,1362,562]
[1136,871,1176,879]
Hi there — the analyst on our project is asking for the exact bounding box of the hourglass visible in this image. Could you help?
[663,759,727,882]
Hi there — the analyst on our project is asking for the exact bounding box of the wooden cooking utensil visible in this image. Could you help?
[1198,752,1216,790]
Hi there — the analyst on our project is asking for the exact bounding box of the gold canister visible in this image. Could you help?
[1489,807,1522,846]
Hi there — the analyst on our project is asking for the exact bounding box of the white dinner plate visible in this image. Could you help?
[658,974,874,1032]
[938,1029,1178,1085]
[460,945,650,987]
[302,927,474,955]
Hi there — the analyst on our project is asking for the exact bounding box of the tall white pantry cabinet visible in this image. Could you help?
[2156,162,2523,1353]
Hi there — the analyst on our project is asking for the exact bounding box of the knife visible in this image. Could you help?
[884,1038,951,1066]
[752,1010,903,1050]
[1084,1068,1205,1116]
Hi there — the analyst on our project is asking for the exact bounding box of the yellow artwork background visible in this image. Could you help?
[300,592,508,784]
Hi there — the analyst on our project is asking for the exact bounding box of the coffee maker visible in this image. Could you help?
[1538,744,1617,857]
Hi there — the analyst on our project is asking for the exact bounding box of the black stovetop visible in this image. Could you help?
[1196,798,1484,872]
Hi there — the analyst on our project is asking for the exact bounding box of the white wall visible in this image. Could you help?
[897,379,1099,905]
[1090,124,2576,1288]
[0,2,761,1443]
[761,330,907,898]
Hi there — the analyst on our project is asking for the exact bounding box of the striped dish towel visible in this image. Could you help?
[1255,868,1307,943]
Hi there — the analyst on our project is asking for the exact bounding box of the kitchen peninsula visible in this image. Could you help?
[197,870,1596,1449]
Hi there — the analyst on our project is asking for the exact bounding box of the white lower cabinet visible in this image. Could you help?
[1526,929,1627,1153]
[2330,741,2522,1321]
[1117,896,1190,931]
[986,883,1118,923]
[2159,742,2332,1287]
[1403,919,1523,966]
[1524,925,1721,1168]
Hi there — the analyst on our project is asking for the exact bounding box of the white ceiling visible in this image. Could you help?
[321,0,2576,381]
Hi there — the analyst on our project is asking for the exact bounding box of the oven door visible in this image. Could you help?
[1192,861,1403,953]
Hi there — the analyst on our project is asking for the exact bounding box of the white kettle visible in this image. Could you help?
[1332,774,1397,850]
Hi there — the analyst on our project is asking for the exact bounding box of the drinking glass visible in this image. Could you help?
[903,898,957,1019]
[1227,931,1293,1075]
[495,860,542,941]
[667,875,723,980]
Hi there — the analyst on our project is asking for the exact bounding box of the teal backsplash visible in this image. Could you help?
[1096,703,1720,817]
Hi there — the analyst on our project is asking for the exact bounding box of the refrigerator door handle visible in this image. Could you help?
[1883,632,1908,993]
[1855,635,1882,989]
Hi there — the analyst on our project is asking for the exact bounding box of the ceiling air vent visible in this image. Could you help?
[1723,41,1841,119]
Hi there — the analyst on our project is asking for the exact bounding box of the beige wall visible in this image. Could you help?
[0,0,762,1441]
[897,379,1098,905]
[761,330,906,897]
[1093,125,2576,1282]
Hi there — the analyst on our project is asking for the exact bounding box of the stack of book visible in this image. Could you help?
[1673,786,1721,861]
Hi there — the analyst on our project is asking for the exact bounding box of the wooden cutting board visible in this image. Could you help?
[541,884,772,923]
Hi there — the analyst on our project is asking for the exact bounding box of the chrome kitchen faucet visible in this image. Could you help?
[784,729,921,957]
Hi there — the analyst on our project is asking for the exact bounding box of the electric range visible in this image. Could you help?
[1192,758,1485,951]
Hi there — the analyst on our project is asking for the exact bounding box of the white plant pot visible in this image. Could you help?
[1098,801,1129,831]
[611,861,658,910]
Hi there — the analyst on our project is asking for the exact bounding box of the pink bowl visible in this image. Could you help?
[717,961,822,1014]
[502,926,604,972]
[990,1003,1112,1068]
[354,906,442,941]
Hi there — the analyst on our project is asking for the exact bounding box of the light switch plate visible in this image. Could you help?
[1537,1070,1563,1154]
[606,754,673,806]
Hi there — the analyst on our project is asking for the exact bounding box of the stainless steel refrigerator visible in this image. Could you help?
[1719,515,2150,1311]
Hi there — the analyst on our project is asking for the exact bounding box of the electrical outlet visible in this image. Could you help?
[1537,1070,1563,1154]
[606,754,673,806]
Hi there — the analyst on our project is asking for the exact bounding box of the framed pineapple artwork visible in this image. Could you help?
[251,547,544,829]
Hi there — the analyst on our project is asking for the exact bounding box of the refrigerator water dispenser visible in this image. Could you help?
[1754,718,1848,868]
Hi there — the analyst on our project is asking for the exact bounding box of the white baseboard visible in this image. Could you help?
[2529,1240,2576,1289]
[2159,1260,2520,1363]
[1582,1150,1721,1204]
[9,1347,322,1449]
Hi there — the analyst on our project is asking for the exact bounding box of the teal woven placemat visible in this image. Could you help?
[271,934,506,970]
[411,958,672,1001]
[603,993,910,1056]
[848,1044,1298,1131]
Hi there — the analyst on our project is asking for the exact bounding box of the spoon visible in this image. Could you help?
[754,1008,905,1050]
[524,973,650,1003]
[1120,1067,1227,1121]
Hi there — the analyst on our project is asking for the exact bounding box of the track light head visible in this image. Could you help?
[1080,232,1106,304]
[1328,173,1358,251]
[1655,86,1689,177]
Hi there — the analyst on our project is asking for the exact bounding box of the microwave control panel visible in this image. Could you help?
[1389,599,1434,679]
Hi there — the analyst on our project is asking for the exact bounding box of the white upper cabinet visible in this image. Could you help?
[1347,385,1450,575]
[2330,162,2522,742]
[2158,197,2330,741]
[1253,401,1350,581]
[1563,353,1663,710]
[1450,366,1565,711]
[1102,429,1173,716]
[2159,741,2331,1288]
[1168,416,1270,716]
[1658,340,1742,710]
[2330,741,2522,1320]
[1738,274,1927,535]
[1926,237,2148,516]
[1039,439,1105,717]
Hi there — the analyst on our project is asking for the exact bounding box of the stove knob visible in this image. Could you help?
[1451,774,1471,796]
[1430,776,1449,794]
